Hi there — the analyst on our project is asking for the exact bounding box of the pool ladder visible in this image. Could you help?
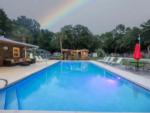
[0,78,8,88]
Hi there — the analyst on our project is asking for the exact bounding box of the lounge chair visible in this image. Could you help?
[107,57,115,64]
[98,57,107,62]
[100,57,111,63]
[111,57,123,65]
[35,56,43,62]
[29,53,36,63]
[35,56,41,62]
[39,56,45,61]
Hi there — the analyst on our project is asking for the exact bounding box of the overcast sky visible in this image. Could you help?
[0,0,150,34]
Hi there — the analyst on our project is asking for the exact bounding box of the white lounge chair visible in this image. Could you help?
[102,57,111,63]
[111,57,123,65]
[39,56,47,61]
[100,57,110,63]
[107,57,115,64]
[29,53,34,59]
[35,56,42,62]
[98,57,107,62]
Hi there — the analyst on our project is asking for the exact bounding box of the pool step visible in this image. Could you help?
[5,89,19,109]
[0,90,6,109]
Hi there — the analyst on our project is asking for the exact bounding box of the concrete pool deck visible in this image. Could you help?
[91,61,150,90]
[0,60,59,88]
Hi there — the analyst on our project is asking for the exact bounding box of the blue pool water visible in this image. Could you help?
[0,61,150,112]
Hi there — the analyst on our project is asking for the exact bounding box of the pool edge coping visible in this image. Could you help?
[0,110,133,113]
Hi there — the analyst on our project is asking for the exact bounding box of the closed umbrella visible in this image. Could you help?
[133,43,142,69]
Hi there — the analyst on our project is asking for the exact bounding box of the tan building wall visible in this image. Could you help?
[0,43,25,66]
[62,49,89,60]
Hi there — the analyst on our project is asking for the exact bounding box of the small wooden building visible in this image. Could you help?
[62,49,89,60]
[0,36,38,66]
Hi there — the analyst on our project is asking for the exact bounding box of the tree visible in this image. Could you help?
[0,9,12,36]
[37,29,55,51]
[141,20,150,55]
[13,16,40,44]
[50,32,61,52]
[60,25,75,49]
[15,16,40,33]
[59,24,99,52]
[100,32,115,54]
[10,23,32,42]
[111,24,126,53]
[114,24,126,34]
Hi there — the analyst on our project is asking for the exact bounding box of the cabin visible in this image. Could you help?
[62,49,89,60]
[0,36,38,66]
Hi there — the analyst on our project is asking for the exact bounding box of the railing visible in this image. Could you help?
[0,79,8,87]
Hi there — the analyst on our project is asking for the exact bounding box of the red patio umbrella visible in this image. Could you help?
[133,43,142,69]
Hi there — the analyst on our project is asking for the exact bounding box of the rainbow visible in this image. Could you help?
[41,0,89,30]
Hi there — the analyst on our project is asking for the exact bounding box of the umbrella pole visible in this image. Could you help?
[137,60,139,70]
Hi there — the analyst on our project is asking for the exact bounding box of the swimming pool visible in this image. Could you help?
[0,61,150,112]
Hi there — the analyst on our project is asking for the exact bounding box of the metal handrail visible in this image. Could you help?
[0,79,8,87]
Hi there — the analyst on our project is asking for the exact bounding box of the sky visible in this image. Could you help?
[0,0,150,34]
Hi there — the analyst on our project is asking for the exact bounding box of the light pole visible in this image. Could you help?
[59,33,63,60]
[138,34,141,46]
[60,36,62,54]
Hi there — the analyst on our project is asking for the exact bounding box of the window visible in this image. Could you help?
[13,47,20,58]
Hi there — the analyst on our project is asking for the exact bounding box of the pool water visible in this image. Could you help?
[0,61,150,112]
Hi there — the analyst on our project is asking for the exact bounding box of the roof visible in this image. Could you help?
[0,36,38,48]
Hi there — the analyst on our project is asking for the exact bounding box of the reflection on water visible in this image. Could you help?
[60,61,89,73]
[0,61,150,111]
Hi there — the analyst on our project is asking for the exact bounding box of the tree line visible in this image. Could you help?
[0,9,150,55]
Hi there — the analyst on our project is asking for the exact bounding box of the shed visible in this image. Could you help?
[0,36,38,66]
